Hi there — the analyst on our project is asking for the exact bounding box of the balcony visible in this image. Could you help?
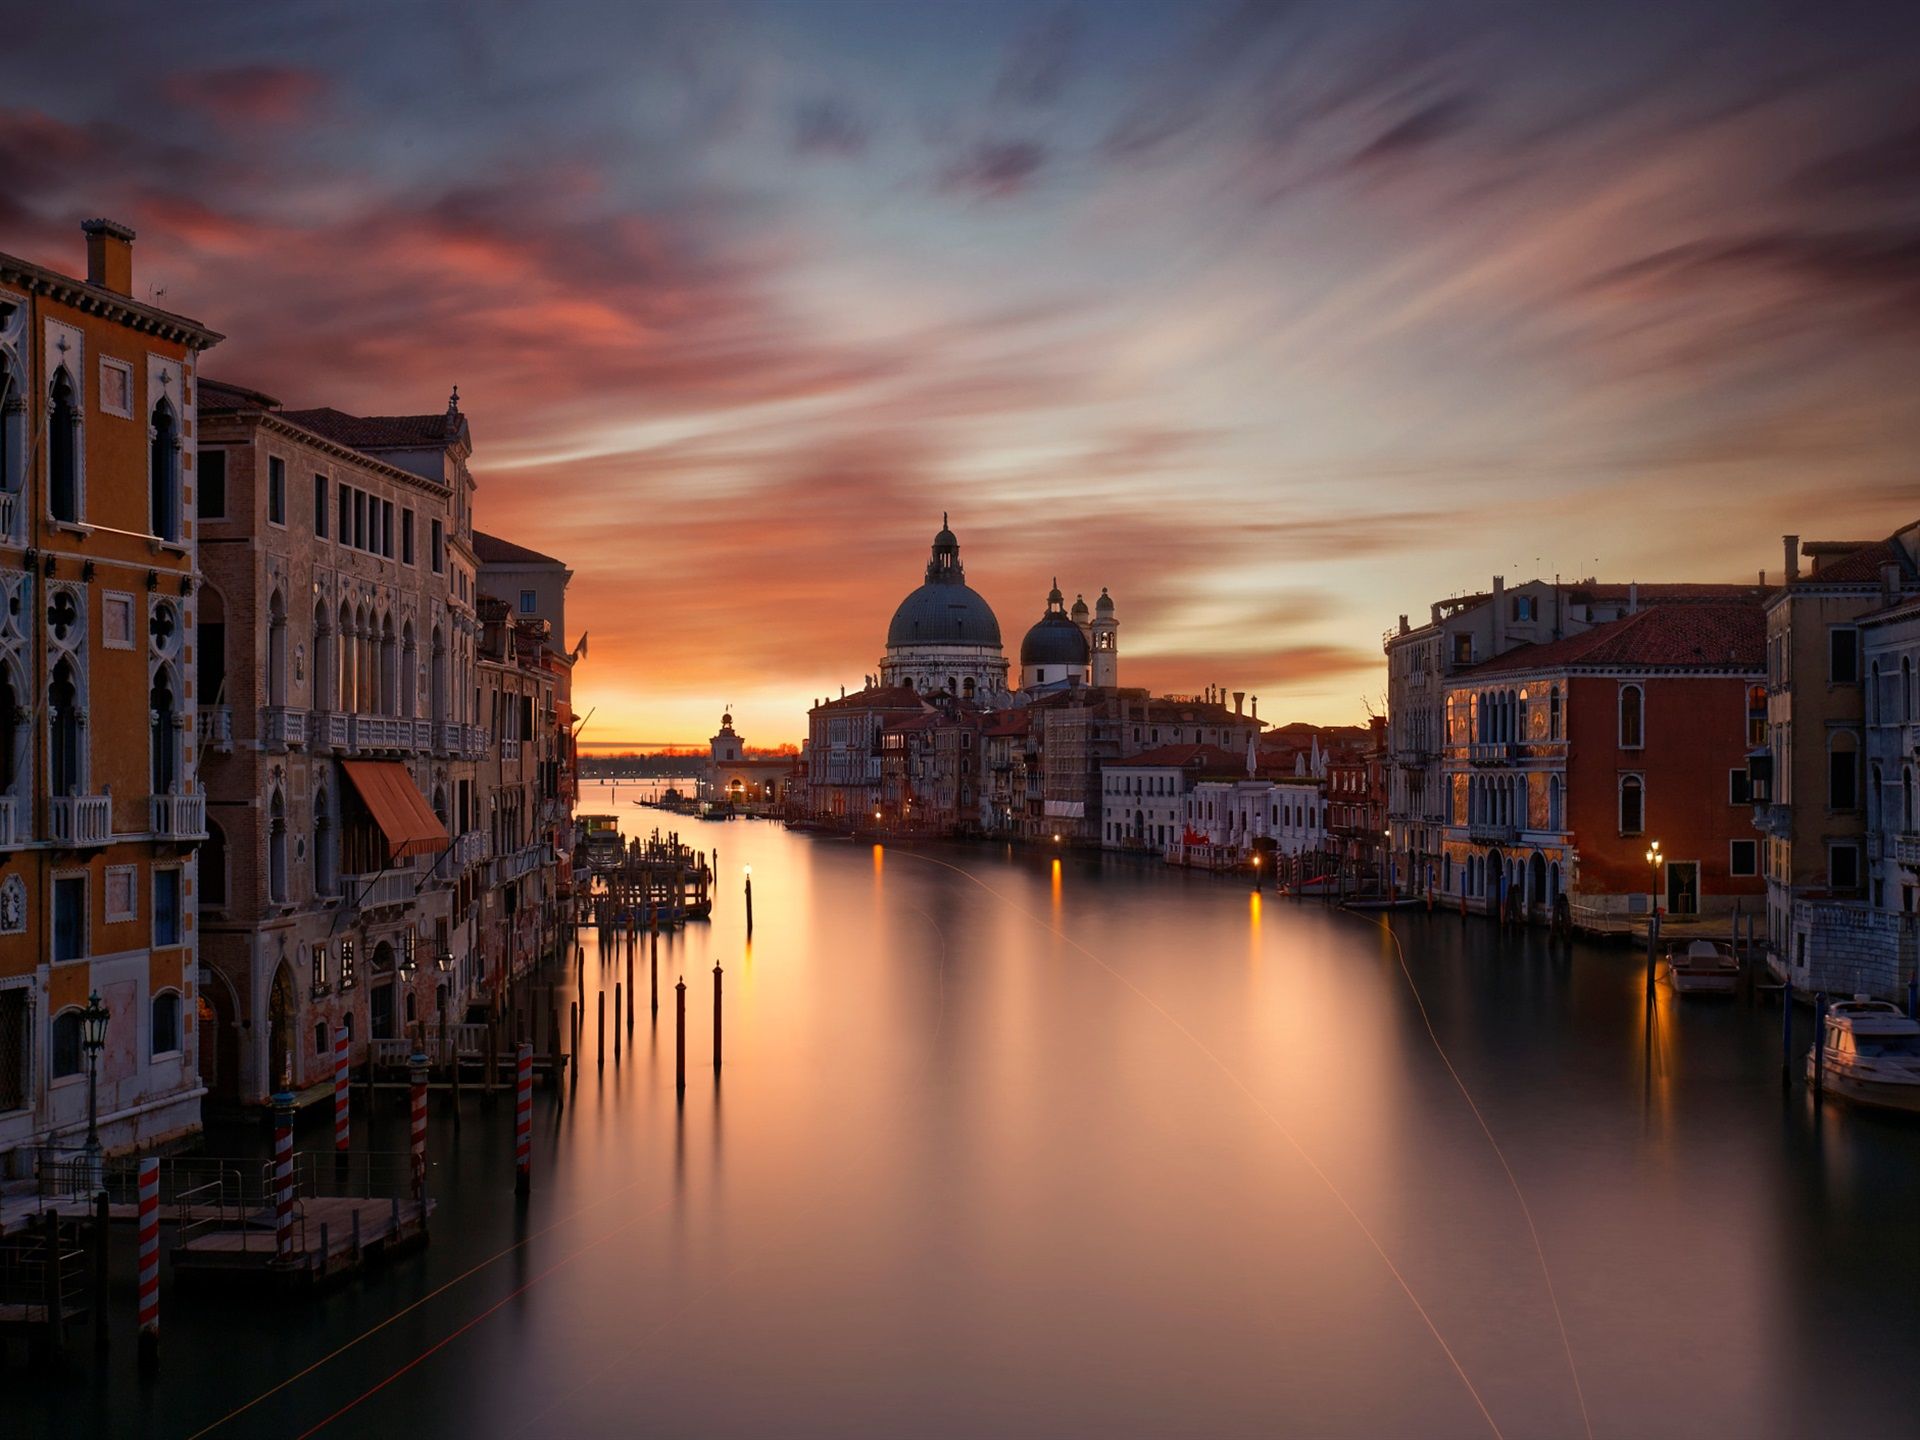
[0,796,19,850]
[150,793,207,841]
[1467,742,1520,765]
[435,721,462,755]
[501,738,521,763]
[347,714,392,751]
[198,706,234,753]
[456,830,491,869]
[262,705,308,752]
[1467,823,1518,846]
[496,842,549,884]
[342,869,414,911]
[316,710,350,751]
[1894,834,1920,869]
[462,725,490,758]
[50,795,112,848]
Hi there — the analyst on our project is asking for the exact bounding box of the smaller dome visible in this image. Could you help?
[1070,594,1089,620]
[1095,587,1114,615]
[1021,610,1089,667]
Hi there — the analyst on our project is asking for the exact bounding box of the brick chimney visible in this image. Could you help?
[1233,691,1244,716]
[82,218,135,295]
[1783,534,1800,583]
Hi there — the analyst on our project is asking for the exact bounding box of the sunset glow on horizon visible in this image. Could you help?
[8,0,1917,747]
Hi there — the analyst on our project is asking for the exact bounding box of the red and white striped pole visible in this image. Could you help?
[273,1088,296,1262]
[332,1025,350,1153]
[136,1156,160,1369]
[515,1042,532,1196]
[409,1052,429,1203]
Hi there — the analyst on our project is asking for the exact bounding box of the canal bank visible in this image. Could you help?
[13,819,1920,1439]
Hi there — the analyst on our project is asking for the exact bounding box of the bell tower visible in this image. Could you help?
[1091,588,1118,687]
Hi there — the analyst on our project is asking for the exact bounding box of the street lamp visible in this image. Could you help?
[81,991,109,1176]
[1645,841,1664,1003]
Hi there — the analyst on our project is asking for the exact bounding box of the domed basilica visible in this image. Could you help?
[879,519,1117,700]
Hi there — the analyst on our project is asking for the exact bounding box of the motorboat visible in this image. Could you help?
[1663,939,1740,996]
[1807,997,1920,1113]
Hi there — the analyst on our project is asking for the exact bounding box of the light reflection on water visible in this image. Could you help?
[24,819,1920,1439]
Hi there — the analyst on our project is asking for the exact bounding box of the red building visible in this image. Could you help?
[1441,603,1766,926]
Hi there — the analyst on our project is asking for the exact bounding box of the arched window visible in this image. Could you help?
[380,613,397,715]
[48,367,79,522]
[268,788,289,904]
[0,352,25,503]
[312,600,332,712]
[150,397,181,540]
[1549,684,1562,740]
[150,665,179,794]
[51,1009,84,1078]
[401,620,417,719]
[1548,774,1562,831]
[49,655,82,796]
[151,991,182,1057]
[1906,767,1915,834]
[314,787,337,897]
[266,590,287,708]
[0,661,16,794]
[201,821,228,909]
[1619,774,1644,835]
[1619,685,1644,749]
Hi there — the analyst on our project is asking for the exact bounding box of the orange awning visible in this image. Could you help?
[342,760,449,861]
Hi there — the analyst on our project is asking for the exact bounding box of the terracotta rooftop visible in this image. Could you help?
[1570,582,1769,603]
[475,530,565,568]
[1799,539,1907,586]
[812,685,928,713]
[198,377,282,412]
[1467,601,1764,675]
[280,405,458,450]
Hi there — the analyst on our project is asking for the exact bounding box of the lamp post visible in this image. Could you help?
[81,991,109,1184]
[1644,840,1664,1003]
[743,864,753,937]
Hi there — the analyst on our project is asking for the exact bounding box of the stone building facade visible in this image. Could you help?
[195,382,488,1103]
[0,221,222,1166]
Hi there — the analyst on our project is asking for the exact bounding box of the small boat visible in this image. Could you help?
[1807,997,1920,1113]
[1663,939,1740,996]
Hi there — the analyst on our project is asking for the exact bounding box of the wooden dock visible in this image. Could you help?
[173,1194,432,1288]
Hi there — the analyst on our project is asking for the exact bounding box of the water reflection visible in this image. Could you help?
[25,822,1920,1439]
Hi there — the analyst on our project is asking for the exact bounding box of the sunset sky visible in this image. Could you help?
[6,0,1917,747]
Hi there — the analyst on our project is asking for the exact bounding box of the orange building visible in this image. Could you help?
[1442,603,1767,926]
[0,221,222,1167]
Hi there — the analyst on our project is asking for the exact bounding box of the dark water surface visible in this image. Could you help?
[21,820,1920,1438]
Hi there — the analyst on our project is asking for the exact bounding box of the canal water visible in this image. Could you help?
[20,818,1920,1438]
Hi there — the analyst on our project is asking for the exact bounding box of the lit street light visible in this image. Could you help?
[1645,840,1664,1003]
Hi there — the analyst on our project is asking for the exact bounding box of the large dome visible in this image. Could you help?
[1021,609,1089,666]
[885,519,1002,649]
[888,583,1002,647]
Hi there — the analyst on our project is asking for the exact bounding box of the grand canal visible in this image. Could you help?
[22,816,1920,1438]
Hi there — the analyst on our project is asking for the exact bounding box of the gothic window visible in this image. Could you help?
[150,665,179,794]
[48,367,79,522]
[268,788,288,904]
[149,397,181,540]
[49,655,81,796]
